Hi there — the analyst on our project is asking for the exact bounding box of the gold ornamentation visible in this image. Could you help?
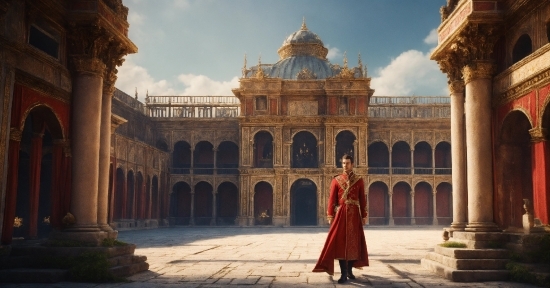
[440,0,459,22]
[448,80,465,94]
[277,43,328,60]
[43,216,50,225]
[13,216,22,228]
[453,24,497,63]
[495,68,550,107]
[254,56,267,80]
[71,56,106,76]
[462,61,495,84]
[296,68,317,80]
[335,52,356,79]
[9,127,22,141]
[529,127,547,143]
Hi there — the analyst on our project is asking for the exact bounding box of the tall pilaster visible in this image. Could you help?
[410,191,416,225]
[211,191,217,226]
[432,189,438,225]
[190,191,195,226]
[388,192,394,226]
[463,61,499,232]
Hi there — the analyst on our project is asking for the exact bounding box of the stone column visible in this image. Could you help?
[410,191,416,225]
[389,148,393,175]
[65,56,106,241]
[463,61,499,232]
[433,189,438,225]
[449,80,467,230]
[353,140,358,163]
[190,148,194,173]
[29,132,44,238]
[210,191,217,226]
[388,192,394,226]
[410,149,414,175]
[213,148,217,174]
[51,141,64,229]
[1,129,22,245]
[97,79,116,237]
[529,127,550,224]
[432,148,436,175]
[189,191,195,226]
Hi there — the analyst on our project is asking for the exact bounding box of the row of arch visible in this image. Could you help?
[168,179,452,226]
[112,168,163,221]
[172,130,451,172]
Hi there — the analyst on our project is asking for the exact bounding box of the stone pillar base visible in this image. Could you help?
[465,222,501,232]
[99,224,118,239]
[272,216,286,227]
[49,230,108,247]
[451,222,467,231]
[451,231,506,249]
[389,218,395,226]
[210,218,217,226]
[237,216,248,226]
[189,217,195,226]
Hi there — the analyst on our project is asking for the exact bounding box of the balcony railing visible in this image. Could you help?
[368,167,452,175]
[171,166,239,175]
[146,96,240,118]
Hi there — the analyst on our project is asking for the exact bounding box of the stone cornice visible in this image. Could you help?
[239,116,368,124]
[14,71,71,103]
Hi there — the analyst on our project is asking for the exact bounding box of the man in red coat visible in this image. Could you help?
[312,154,369,283]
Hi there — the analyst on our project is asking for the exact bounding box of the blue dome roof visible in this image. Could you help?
[283,29,324,46]
[269,56,335,79]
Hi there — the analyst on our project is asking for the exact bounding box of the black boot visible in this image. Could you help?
[347,260,356,279]
[337,260,347,284]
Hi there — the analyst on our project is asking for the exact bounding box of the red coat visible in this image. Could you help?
[312,171,369,275]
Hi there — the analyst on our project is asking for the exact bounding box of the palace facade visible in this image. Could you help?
[108,22,453,230]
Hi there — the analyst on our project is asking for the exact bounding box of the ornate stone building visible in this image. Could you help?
[421,0,550,282]
[117,22,453,229]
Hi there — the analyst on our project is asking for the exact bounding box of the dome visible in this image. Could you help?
[268,56,335,79]
[282,24,324,46]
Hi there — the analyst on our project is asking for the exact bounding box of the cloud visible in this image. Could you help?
[326,45,342,61]
[424,28,438,45]
[127,10,144,26]
[116,57,178,101]
[115,57,240,101]
[178,74,240,96]
[370,50,448,96]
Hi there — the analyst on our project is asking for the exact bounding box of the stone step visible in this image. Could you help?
[425,252,508,270]
[434,246,508,259]
[110,261,149,278]
[0,268,67,283]
[421,258,509,282]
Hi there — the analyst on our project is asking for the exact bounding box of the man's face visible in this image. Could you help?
[342,158,353,172]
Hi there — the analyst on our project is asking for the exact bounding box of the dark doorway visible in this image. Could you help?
[368,181,389,225]
[254,182,273,225]
[291,179,317,226]
[170,182,191,225]
[254,131,273,168]
[217,182,238,225]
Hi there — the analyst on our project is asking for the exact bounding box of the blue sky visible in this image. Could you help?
[118,0,448,101]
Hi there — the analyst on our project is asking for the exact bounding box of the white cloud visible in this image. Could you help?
[178,74,239,96]
[371,50,448,96]
[127,10,144,26]
[116,57,240,101]
[424,28,438,45]
[326,45,342,61]
[116,57,178,101]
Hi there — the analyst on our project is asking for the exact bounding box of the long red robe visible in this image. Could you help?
[312,171,369,275]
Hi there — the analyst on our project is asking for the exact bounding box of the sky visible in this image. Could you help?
[118,0,449,102]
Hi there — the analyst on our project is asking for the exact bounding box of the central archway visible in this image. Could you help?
[290,179,317,226]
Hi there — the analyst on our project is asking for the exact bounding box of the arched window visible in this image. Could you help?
[292,131,318,168]
[253,131,273,168]
[335,131,355,167]
[512,34,532,64]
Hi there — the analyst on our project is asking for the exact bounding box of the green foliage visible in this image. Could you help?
[69,252,114,283]
[101,238,128,247]
[523,234,550,264]
[439,241,467,248]
[506,262,550,287]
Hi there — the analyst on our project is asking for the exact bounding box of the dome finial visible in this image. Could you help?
[358,52,364,77]
[242,53,248,78]
[301,16,307,30]
[343,51,348,68]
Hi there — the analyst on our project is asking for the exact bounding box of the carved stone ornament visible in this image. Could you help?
[296,68,317,80]
[448,80,465,94]
[9,127,22,141]
[529,127,547,143]
[462,61,495,84]
[454,24,497,64]
[437,50,464,83]
[71,56,106,76]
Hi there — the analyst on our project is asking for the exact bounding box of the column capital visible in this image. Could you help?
[448,80,465,94]
[71,56,106,76]
[529,127,547,143]
[463,61,495,84]
[9,128,22,142]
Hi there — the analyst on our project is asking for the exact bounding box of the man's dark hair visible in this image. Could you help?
[341,154,354,164]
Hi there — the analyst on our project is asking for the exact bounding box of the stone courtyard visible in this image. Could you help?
[2,227,538,287]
